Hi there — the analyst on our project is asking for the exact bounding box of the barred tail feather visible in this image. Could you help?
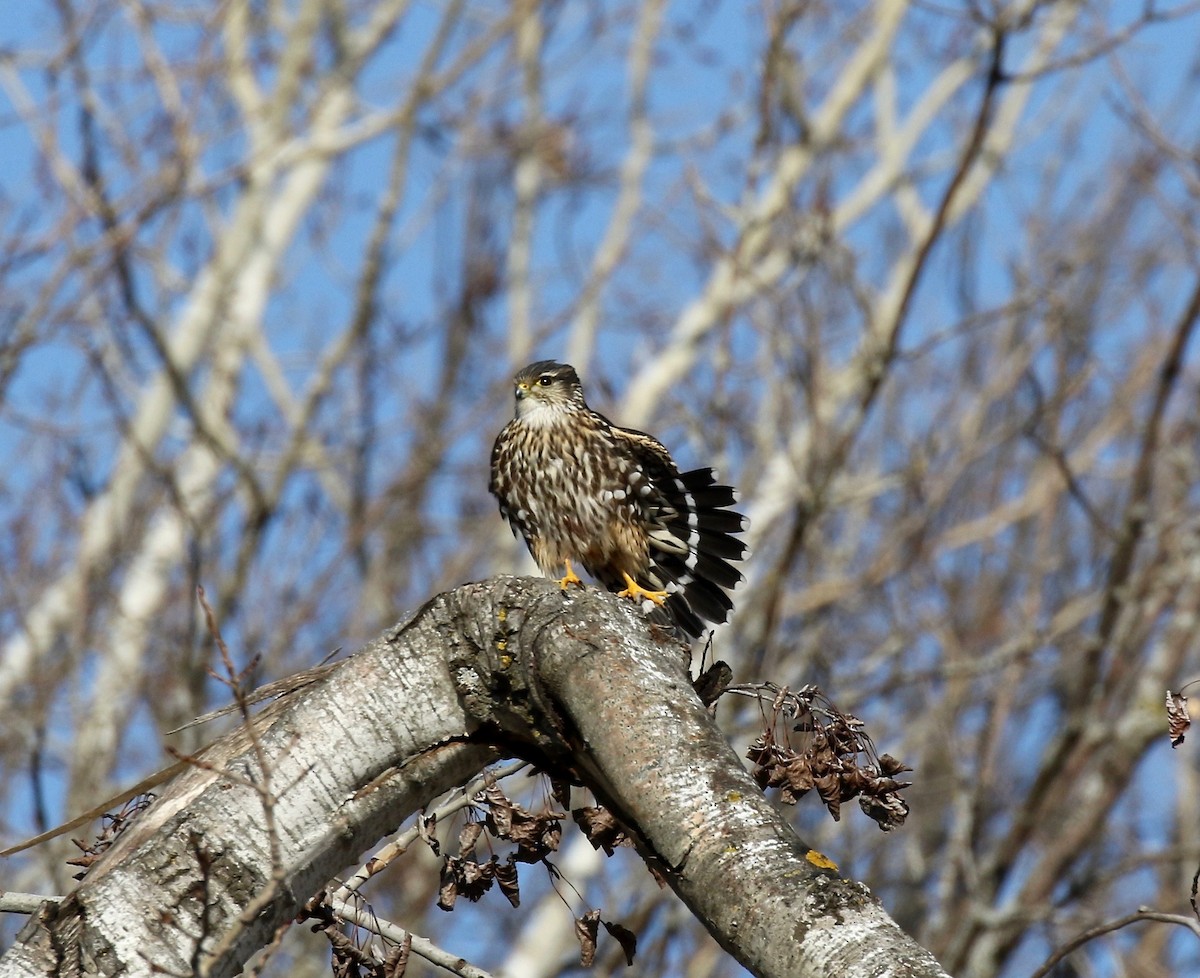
[660,596,704,640]
[648,466,748,638]
[693,530,745,560]
[676,576,733,623]
[698,510,746,533]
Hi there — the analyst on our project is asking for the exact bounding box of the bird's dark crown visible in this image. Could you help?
[514,360,581,389]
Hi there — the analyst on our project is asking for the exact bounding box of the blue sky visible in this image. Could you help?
[3,2,1200,974]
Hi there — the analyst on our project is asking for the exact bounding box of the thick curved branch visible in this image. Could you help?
[1,578,948,978]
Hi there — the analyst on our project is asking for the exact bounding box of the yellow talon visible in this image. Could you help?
[618,572,669,606]
[557,560,585,591]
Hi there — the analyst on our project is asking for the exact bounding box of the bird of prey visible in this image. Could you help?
[489,360,746,637]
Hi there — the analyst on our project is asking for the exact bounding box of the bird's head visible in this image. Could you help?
[511,360,585,422]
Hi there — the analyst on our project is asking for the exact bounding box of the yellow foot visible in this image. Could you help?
[557,560,585,591]
[618,572,669,607]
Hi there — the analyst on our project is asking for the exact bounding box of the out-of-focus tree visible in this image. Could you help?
[1,1,1199,976]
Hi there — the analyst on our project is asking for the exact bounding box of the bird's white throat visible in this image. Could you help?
[516,397,572,428]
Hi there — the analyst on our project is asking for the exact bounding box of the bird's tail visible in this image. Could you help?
[645,467,748,638]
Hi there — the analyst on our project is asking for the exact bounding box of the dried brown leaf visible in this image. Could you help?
[878,753,912,776]
[785,756,816,793]
[694,660,733,706]
[742,683,912,831]
[496,854,520,907]
[1168,689,1191,748]
[573,805,631,854]
[603,919,638,965]
[814,773,842,820]
[859,791,910,831]
[498,808,565,863]
[477,775,506,805]
[549,777,573,811]
[485,793,515,838]
[575,910,600,967]
[437,858,459,912]
[457,855,496,901]
[384,933,412,978]
[331,940,355,978]
[458,821,484,854]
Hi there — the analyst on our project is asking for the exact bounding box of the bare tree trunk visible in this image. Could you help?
[0,578,948,978]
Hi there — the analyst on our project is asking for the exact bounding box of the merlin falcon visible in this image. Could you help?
[489,360,747,637]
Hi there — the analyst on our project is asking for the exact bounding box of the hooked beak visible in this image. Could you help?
[514,382,530,400]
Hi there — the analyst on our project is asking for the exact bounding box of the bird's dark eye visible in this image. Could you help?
[538,375,553,387]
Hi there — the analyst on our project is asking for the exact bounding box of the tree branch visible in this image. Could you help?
[1,578,948,978]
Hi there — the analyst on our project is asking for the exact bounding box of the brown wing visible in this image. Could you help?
[490,419,541,552]
[607,424,747,637]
